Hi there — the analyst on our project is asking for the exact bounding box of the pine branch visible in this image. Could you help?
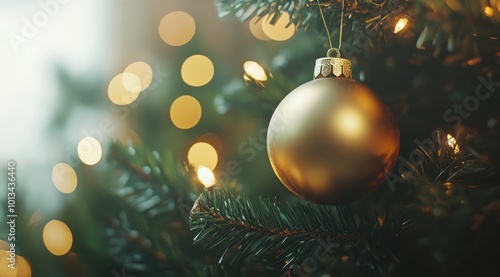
[216,0,500,67]
[108,141,201,213]
[190,187,410,274]
[400,129,492,209]
[104,142,207,276]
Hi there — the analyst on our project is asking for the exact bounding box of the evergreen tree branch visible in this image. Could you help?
[190,187,409,273]
[104,142,207,276]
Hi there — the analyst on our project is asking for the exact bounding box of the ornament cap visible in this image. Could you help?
[314,57,352,79]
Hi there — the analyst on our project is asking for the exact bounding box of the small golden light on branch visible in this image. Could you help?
[394,16,410,34]
[197,166,216,188]
[447,134,460,154]
[484,6,495,17]
[243,61,267,84]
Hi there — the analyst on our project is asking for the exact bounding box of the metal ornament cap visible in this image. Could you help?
[314,57,352,79]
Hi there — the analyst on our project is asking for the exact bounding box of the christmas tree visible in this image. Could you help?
[2,0,500,276]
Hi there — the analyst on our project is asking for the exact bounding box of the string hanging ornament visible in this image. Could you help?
[266,0,400,205]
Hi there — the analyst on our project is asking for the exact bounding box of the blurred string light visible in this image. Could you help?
[43,220,73,256]
[159,11,196,46]
[248,16,270,40]
[51,163,78,194]
[0,250,31,277]
[108,61,153,105]
[77,137,103,165]
[181,54,214,87]
[124,61,153,91]
[484,6,495,17]
[243,61,267,82]
[188,142,218,170]
[447,134,460,154]
[197,166,216,187]
[394,15,410,34]
[170,95,202,129]
[108,73,141,105]
[261,12,295,41]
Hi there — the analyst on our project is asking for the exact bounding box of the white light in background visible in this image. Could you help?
[0,0,111,214]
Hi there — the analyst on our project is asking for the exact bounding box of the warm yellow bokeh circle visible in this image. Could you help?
[188,142,218,171]
[52,163,78,193]
[170,95,202,129]
[262,12,295,41]
[124,61,153,91]
[43,220,73,256]
[159,11,196,46]
[181,55,214,87]
[77,137,103,165]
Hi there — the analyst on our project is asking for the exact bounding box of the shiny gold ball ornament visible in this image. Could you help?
[267,55,400,205]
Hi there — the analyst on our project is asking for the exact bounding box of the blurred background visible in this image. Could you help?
[0,0,499,276]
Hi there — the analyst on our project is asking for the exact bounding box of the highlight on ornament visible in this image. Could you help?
[334,106,368,139]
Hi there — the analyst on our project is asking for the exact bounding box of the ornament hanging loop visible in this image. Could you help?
[327,48,341,58]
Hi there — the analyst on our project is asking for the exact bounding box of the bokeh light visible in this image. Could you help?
[108,73,141,105]
[243,61,267,81]
[0,250,17,277]
[51,163,78,193]
[0,240,8,250]
[15,255,32,277]
[77,137,103,165]
[197,166,216,187]
[248,16,270,41]
[124,61,153,91]
[43,220,73,256]
[170,95,202,129]
[159,11,196,46]
[181,55,214,87]
[188,142,218,170]
[484,6,495,17]
[0,251,31,277]
[262,12,295,41]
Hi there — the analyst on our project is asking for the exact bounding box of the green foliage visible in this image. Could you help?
[188,129,500,276]
[216,0,500,65]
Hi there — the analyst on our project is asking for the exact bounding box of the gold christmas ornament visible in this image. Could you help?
[266,54,400,205]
